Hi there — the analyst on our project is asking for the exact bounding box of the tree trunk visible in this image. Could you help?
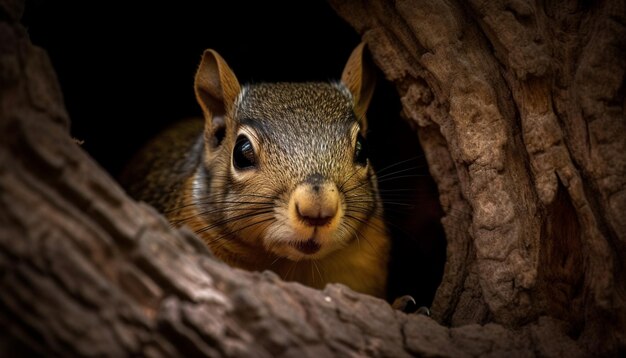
[0,0,623,356]
[330,0,626,355]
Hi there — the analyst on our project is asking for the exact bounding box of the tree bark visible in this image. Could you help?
[330,0,626,355]
[0,0,623,356]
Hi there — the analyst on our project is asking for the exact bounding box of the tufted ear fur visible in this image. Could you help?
[194,49,241,148]
[341,42,376,127]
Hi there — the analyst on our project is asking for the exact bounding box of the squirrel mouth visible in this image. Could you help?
[292,239,321,255]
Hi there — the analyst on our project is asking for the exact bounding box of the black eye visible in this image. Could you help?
[354,133,368,166]
[233,135,257,170]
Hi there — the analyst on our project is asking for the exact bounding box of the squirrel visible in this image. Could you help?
[120,43,390,298]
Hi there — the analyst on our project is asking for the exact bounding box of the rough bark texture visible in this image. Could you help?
[0,0,623,357]
[330,0,626,355]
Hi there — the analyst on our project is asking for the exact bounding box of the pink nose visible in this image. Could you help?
[291,175,340,229]
[296,204,334,227]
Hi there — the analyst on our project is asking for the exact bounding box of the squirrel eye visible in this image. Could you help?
[354,133,368,166]
[233,135,257,170]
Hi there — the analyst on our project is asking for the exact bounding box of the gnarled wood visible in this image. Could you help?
[0,0,623,356]
[330,0,625,354]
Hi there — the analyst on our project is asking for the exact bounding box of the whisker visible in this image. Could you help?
[338,167,363,192]
[372,155,427,175]
[286,260,298,281]
[343,219,370,250]
[375,166,422,181]
[342,180,371,195]
[376,174,432,183]
[312,260,324,285]
[165,197,276,214]
[204,216,276,247]
[344,213,387,235]
[196,210,275,234]
[172,204,276,224]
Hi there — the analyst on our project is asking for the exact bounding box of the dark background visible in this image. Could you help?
[23,0,445,307]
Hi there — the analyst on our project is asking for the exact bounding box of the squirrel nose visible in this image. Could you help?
[296,203,335,227]
[292,178,339,227]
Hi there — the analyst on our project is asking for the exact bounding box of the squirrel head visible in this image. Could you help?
[192,44,380,262]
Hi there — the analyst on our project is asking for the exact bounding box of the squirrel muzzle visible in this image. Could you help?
[286,174,344,256]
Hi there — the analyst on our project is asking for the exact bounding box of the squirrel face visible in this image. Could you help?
[219,83,376,260]
[192,44,379,264]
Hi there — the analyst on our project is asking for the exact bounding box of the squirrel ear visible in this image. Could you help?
[194,49,241,146]
[341,42,376,123]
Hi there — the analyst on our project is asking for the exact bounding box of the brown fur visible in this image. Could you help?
[122,44,390,298]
